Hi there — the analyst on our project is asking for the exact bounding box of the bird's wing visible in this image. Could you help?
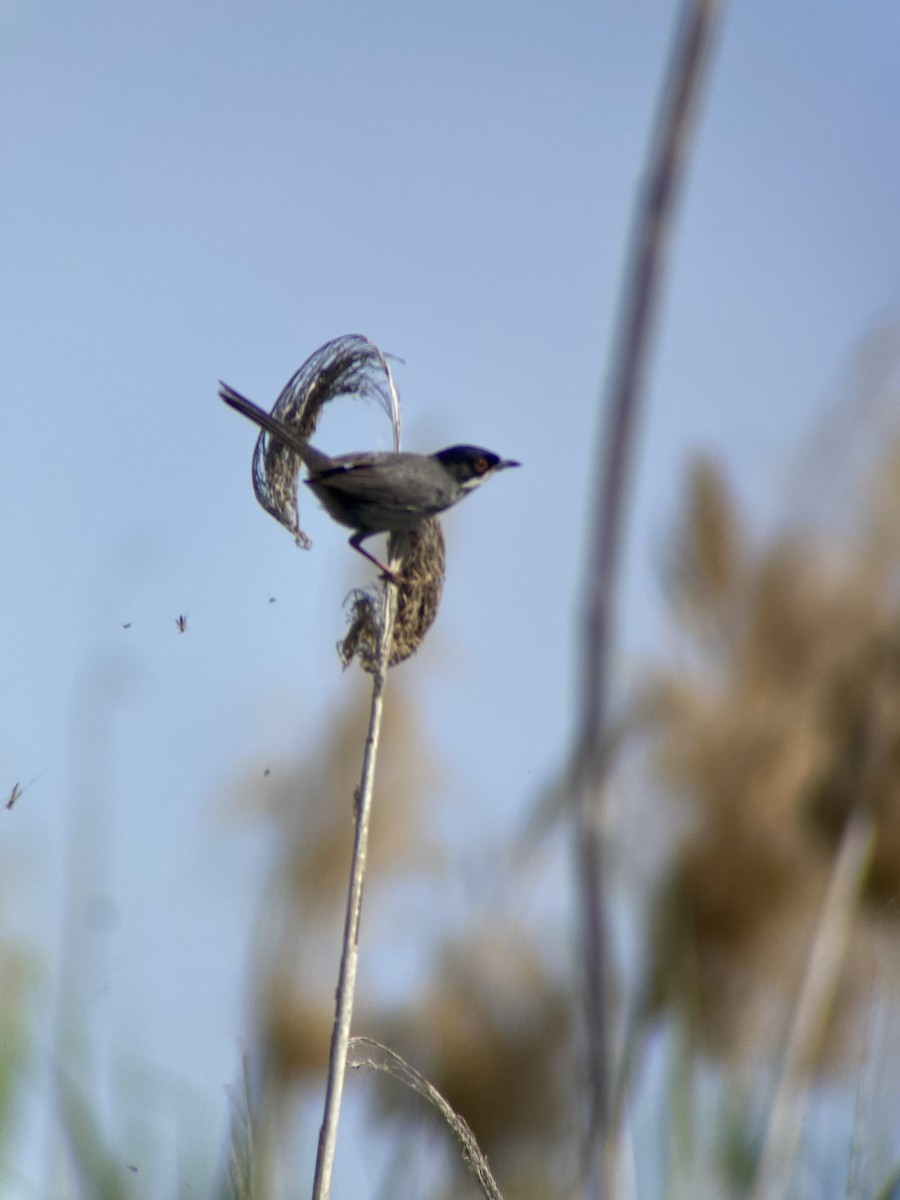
[306,460,452,516]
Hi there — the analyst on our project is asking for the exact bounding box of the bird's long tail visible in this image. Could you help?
[218,382,332,471]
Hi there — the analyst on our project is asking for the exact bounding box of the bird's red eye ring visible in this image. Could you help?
[474,457,489,474]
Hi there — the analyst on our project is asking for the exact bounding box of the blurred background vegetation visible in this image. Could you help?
[5,331,900,1198]
[5,2,900,1198]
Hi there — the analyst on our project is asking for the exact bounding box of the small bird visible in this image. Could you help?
[219,383,519,577]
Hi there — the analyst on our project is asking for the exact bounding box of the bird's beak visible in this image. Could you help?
[498,459,521,470]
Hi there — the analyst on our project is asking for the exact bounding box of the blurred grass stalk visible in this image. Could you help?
[750,810,875,1200]
[574,1,723,1195]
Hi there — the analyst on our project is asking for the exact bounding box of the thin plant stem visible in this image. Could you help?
[311,577,400,1200]
[750,810,875,1200]
[308,339,402,1199]
[574,3,723,1196]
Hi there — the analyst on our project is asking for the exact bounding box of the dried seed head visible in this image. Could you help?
[339,517,446,670]
[664,455,743,624]
[250,334,400,546]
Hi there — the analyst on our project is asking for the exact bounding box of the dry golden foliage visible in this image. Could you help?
[371,932,575,1168]
[648,449,900,1066]
[666,455,744,628]
[261,985,334,1082]
[256,685,439,913]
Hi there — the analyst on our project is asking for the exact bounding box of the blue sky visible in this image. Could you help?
[3,1,900,1193]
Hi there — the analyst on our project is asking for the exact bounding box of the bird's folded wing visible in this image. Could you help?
[306,462,453,515]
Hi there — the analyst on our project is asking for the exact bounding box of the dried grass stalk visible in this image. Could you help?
[311,561,401,1200]
[340,518,446,669]
[572,3,724,1195]
[349,1036,504,1200]
[305,339,403,1198]
[750,810,875,1200]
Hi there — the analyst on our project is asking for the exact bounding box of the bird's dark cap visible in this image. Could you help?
[434,445,521,472]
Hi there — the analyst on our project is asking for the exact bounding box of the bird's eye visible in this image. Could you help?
[474,457,489,475]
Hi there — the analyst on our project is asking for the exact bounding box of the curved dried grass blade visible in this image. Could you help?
[250,334,401,546]
[349,1037,503,1200]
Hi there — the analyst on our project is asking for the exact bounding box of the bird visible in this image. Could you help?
[219,382,519,578]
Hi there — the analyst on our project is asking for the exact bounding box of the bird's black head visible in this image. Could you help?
[432,445,521,490]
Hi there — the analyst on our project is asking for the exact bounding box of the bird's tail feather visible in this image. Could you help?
[218,382,332,470]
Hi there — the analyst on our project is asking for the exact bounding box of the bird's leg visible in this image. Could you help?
[348,531,400,584]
